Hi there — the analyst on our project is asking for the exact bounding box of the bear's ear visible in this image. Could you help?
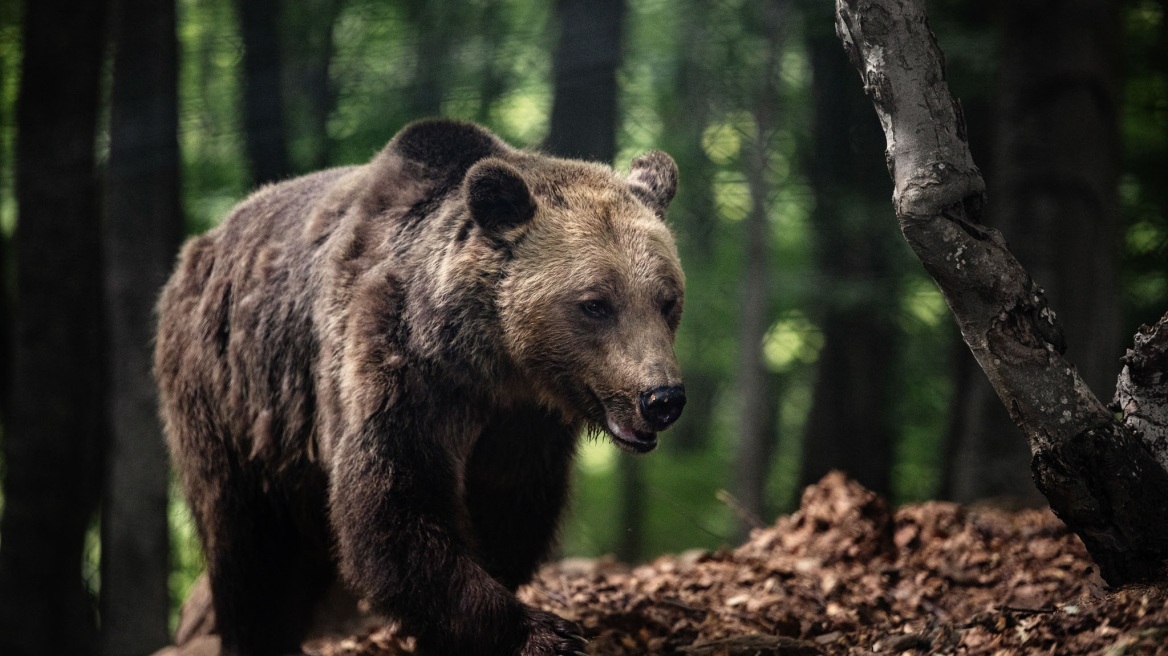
[465,159,536,233]
[627,151,678,219]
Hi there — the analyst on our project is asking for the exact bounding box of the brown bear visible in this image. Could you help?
[154,119,686,656]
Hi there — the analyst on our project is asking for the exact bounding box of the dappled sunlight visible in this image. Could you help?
[762,310,823,373]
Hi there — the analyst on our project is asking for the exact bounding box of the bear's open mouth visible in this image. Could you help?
[605,420,658,454]
[585,387,659,453]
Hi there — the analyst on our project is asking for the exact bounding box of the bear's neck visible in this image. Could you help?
[399,209,520,401]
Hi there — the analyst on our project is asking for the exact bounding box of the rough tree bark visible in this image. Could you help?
[0,0,108,652]
[101,0,183,651]
[835,0,1168,583]
[1113,315,1168,472]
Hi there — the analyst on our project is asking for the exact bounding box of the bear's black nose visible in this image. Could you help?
[639,385,686,431]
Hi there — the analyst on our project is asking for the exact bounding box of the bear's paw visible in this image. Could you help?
[519,608,588,656]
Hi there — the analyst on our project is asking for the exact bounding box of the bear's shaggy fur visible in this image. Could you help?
[155,120,685,656]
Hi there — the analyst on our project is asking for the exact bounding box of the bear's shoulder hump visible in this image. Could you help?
[390,120,509,178]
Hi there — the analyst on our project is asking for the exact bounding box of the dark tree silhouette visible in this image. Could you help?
[237,0,292,185]
[0,0,108,653]
[472,1,512,125]
[100,0,184,651]
[798,1,900,499]
[732,0,785,538]
[0,0,10,430]
[545,0,624,162]
[283,0,343,171]
[944,0,1123,504]
[1,222,9,431]
[401,0,457,118]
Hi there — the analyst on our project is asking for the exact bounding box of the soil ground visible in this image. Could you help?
[170,473,1168,655]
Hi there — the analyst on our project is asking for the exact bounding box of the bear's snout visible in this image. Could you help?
[638,385,686,431]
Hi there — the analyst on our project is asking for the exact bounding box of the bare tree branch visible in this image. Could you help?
[834,0,1168,584]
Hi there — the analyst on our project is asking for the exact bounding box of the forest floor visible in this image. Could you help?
[167,472,1168,656]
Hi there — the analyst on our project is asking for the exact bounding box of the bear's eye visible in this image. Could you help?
[580,299,614,320]
[661,298,677,317]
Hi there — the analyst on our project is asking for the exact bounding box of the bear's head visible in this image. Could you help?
[466,151,686,453]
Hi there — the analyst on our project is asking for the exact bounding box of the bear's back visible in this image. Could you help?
[156,121,514,473]
[156,165,361,472]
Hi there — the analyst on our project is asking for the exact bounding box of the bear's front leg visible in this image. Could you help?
[466,407,579,590]
[329,408,586,656]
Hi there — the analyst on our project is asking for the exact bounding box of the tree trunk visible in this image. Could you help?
[0,1,11,430]
[236,0,292,185]
[731,0,785,539]
[283,0,342,171]
[835,0,1168,584]
[0,0,108,653]
[944,367,1038,503]
[543,0,634,560]
[1,223,9,430]
[732,122,777,536]
[100,0,183,652]
[401,0,455,118]
[798,0,899,499]
[1113,314,1168,472]
[944,0,1122,504]
[997,0,1122,398]
[545,0,624,162]
[473,1,511,125]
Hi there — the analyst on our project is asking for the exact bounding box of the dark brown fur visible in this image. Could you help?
[155,120,684,656]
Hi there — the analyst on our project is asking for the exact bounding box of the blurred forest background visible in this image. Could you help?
[0,0,1165,654]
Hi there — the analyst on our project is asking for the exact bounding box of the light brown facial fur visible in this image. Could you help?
[494,158,685,453]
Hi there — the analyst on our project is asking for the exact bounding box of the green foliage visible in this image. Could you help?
[178,0,248,234]
[562,433,738,559]
[84,518,101,602]
[892,277,955,503]
[1120,0,1168,329]
[0,0,21,239]
[328,0,554,158]
[169,479,204,630]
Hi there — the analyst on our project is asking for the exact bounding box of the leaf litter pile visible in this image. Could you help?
[171,473,1168,655]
